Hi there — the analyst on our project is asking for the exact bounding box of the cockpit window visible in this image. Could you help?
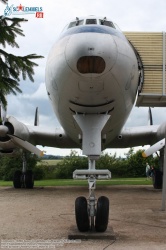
[68,19,84,28]
[99,19,115,28]
[86,19,97,25]
[67,18,116,30]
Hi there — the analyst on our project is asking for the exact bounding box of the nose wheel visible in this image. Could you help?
[75,195,109,232]
[95,196,109,232]
[75,196,90,232]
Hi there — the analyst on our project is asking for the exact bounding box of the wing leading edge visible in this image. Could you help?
[0,116,79,156]
[106,121,166,157]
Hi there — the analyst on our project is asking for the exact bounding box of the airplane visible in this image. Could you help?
[0,15,165,232]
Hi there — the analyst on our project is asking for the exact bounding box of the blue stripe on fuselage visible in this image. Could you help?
[59,25,127,41]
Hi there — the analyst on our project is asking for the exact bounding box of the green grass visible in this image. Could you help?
[0,178,153,187]
[37,159,62,166]
[0,181,13,186]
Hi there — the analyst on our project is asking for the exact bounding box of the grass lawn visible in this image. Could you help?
[0,178,153,187]
[37,159,62,166]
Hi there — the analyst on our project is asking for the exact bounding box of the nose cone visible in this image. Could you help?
[65,33,117,76]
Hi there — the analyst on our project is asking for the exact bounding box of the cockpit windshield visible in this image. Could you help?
[99,19,115,28]
[67,17,116,30]
[68,19,84,28]
[86,19,97,25]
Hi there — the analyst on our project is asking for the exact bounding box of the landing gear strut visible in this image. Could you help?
[13,152,34,189]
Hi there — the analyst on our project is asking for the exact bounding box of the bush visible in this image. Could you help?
[36,149,160,179]
[0,148,160,180]
[54,151,88,179]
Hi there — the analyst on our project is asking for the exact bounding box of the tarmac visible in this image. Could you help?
[0,185,166,249]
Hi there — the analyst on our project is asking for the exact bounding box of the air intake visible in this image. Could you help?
[77,56,105,74]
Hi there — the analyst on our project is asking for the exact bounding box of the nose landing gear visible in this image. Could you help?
[73,157,111,232]
[73,114,111,232]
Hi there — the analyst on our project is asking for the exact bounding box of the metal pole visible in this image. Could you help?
[161,134,166,210]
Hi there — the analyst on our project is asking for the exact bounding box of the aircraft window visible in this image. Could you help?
[77,19,84,25]
[86,19,97,25]
[68,21,76,28]
[99,19,116,28]
[68,19,84,28]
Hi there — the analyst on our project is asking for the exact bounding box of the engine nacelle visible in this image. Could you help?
[0,116,30,153]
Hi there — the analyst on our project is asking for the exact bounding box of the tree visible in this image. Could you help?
[55,150,88,179]
[0,15,44,107]
[125,147,134,159]
[125,148,159,177]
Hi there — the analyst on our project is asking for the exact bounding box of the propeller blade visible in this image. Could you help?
[8,134,44,157]
[142,138,165,157]
[34,107,39,126]
[148,107,153,125]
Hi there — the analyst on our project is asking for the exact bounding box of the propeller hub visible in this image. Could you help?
[0,125,8,137]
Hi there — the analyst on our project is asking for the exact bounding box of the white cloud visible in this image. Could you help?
[21,83,47,100]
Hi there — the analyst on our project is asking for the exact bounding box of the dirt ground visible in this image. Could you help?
[0,185,166,250]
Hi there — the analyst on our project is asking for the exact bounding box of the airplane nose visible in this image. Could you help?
[65,33,117,75]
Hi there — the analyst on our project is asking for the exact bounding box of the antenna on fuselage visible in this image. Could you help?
[76,17,79,26]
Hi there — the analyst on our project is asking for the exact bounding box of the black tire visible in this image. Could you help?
[24,170,34,189]
[153,170,162,189]
[75,196,90,232]
[95,196,109,232]
[13,170,22,188]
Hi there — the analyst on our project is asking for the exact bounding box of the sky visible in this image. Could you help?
[0,0,166,156]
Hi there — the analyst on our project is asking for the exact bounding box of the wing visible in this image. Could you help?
[27,125,78,148]
[1,116,166,157]
[0,116,78,156]
[106,125,159,148]
[106,123,166,157]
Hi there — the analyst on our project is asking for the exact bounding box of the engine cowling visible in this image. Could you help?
[0,116,30,153]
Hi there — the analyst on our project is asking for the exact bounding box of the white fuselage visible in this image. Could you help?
[45,20,139,149]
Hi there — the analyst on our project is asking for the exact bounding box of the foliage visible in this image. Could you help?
[36,149,159,179]
[0,151,40,180]
[0,148,160,181]
[125,150,147,177]
[54,150,88,179]
[55,148,158,178]
[0,16,44,107]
